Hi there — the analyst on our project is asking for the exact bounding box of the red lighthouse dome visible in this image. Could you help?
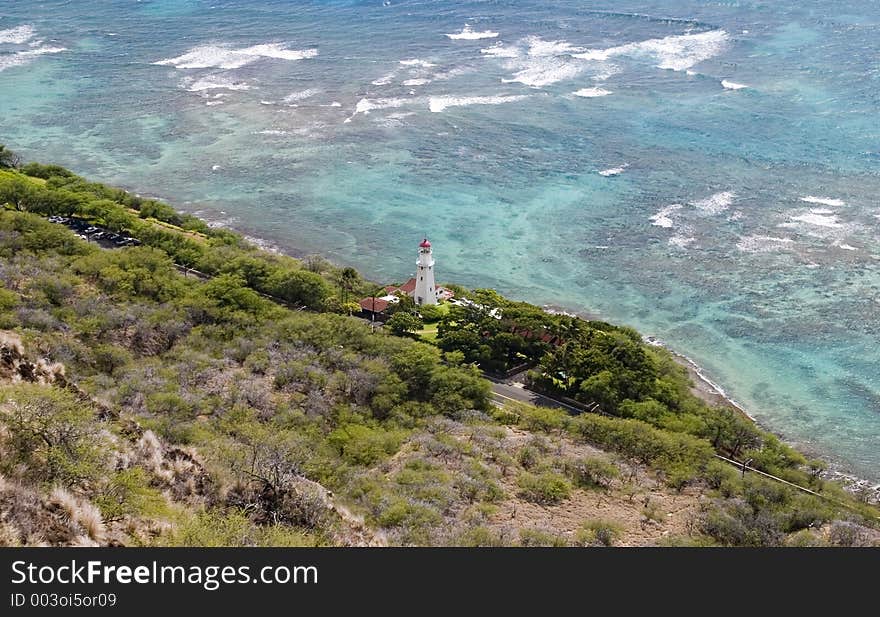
[419,238,431,248]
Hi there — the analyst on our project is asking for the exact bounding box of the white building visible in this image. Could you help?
[413,238,438,306]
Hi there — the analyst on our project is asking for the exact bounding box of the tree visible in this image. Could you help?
[0,144,21,169]
[387,312,423,337]
[343,301,362,316]
[0,384,104,486]
[268,268,330,310]
[339,267,359,302]
[0,176,36,211]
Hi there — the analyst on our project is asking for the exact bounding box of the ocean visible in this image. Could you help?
[1,0,878,483]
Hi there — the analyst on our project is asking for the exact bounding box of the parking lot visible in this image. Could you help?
[47,216,142,249]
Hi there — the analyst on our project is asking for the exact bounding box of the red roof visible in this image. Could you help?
[419,238,431,248]
[399,277,417,294]
[358,297,389,313]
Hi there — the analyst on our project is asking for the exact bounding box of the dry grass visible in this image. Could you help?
[48,487,106,543]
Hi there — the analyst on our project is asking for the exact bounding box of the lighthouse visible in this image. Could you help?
[414,238,438,306]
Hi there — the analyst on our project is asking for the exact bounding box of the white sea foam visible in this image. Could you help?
[480,43,519,58]
[503,56,584,87]
[355,97,410,114]
[526,37,584,57]
[445,24,499,40]
[591,67,619,82]
[0,45,67,72]
[371,71,396,86]
[788,211,843,228]
[283,88,321,103]
[186,74,252,92]
[256,130,289,136]
[403,78,431,86]
[736,235,794,253]
[692,191,734,214]
[345,97,412,122]
[721,79,748,90]
[205,100,224,106]
[427,94,528,113]
[0,24,35,44]
[598,165,627,177]
[650,204,683,228]
[573,87,611,98]
[837,243,858,251]
[668,235,695,248]
[574,30,729,72]
[800,196,845,207]
[494,36,600,88]
[155,43,317,70]
[399,58,436,68]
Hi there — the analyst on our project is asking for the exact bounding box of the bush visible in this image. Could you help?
[455,525,503,547]
[0,384,105,486]
[519,528,568,547]
[328,423,404,466]
[0,285,18,312]
[564,456,619,490]
[267,268,330,310]
[828,521,875,547]
[514,403,568,432]
[516,445,540,470]
[698,499,784,547]
[170,510,258,547]
[417,303,444,323]
[94,468,168,521]
[387,312,423,336]
[576,519,623,547]
[516,471,571,505]
[376,499,442,543]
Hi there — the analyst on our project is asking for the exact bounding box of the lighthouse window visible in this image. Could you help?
[420,276,423,281]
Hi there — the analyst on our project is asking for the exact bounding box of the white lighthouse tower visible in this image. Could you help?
[414,238,438,306]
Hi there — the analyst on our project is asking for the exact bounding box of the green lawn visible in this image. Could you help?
[416,323,439,344]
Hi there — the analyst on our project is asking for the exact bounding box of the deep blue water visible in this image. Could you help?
[1,1,879,482]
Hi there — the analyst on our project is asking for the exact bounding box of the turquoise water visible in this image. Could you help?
[2,1,879,481]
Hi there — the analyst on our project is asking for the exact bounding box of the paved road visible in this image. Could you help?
[487,378,585,414]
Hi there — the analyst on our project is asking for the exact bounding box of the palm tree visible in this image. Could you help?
[340,267,359,303]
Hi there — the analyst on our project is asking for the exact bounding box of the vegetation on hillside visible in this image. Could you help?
[0,146,877,546]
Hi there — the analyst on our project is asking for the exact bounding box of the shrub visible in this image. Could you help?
[698,499,784,547]
[328,423,404,466]
[564,456,619,490]
[170,510,258,547]
[516,471,571,505]
[455,525,503,547]
[514,403,568,432]
[376,499,442,542]
[576,519,623,547]
[417,303,443,323]
[0,384,105,486]
[516,445,540,470]
[0,285,19,312]
[828,521,875,547]
[519,528,568,547]
[387,311,423,336]
[94,468,168,521]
